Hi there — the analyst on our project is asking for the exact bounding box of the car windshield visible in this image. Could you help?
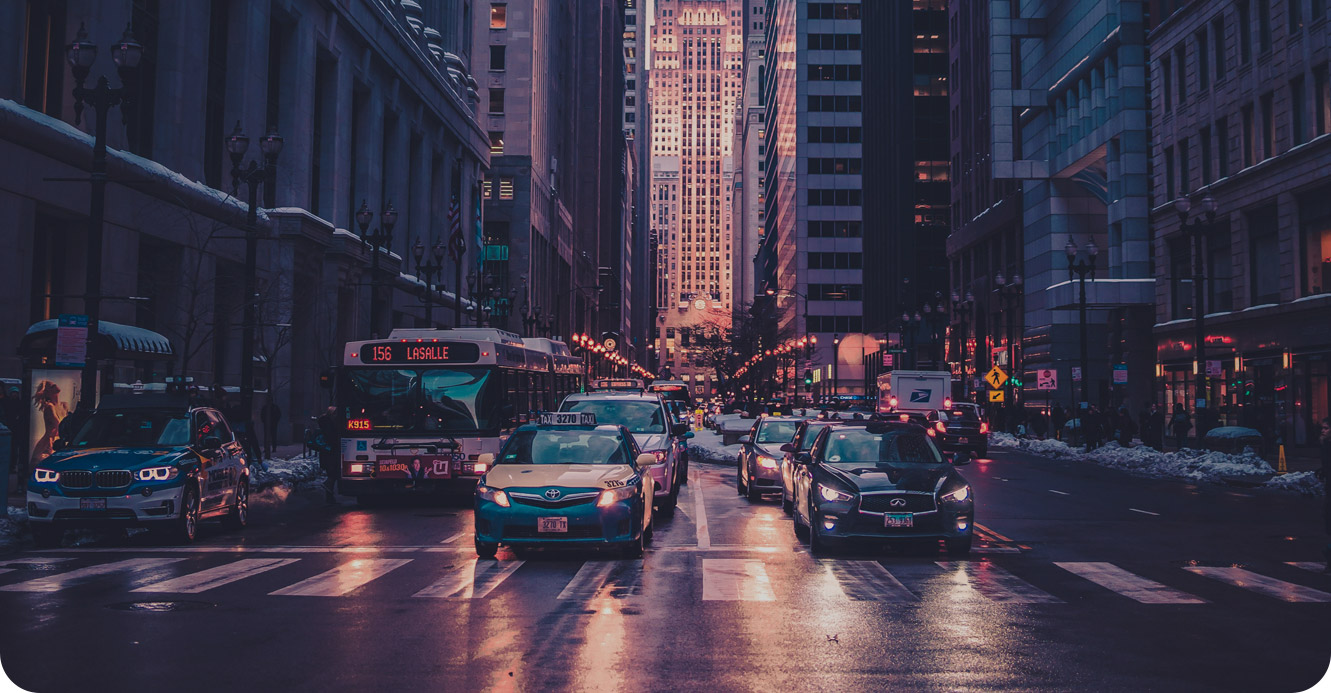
[69,411,191,448]
[820,428,943,465]
[498,429,632,465]
[562,400,666,434]
[799,423,831,451]
[338,367,502,434]
[757,420,799,444]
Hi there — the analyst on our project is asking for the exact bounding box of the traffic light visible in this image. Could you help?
[1009,377,1022,388]
[803,369,813,391]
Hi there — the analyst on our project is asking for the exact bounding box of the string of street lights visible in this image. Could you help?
[733,335,815,380]
[568,333,654,379]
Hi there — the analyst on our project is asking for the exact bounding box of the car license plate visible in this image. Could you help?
[538,517,568,533]
[958,437,969,443]
[80,498,107,511]
[884,513,913,528]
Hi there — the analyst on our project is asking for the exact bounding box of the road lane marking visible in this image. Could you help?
[1287,562,1328,573]
[558,562,619,600]
[438,532,467,544]
[269,558,412,597]
[0,569,12,576]
[702,559,775,601]
[413,559,523,599]
[974,523,1016,543]
[0,557,74,567]
[693,472,711,550]
[823,560,916,602]
[1048,489,1070,496]
[132,558,300,594]
[1055,562,1206,604]
[1129,508,1160,516]
[0,558,186,593]
[1184,566,1331,602]
[936,561,1062,603]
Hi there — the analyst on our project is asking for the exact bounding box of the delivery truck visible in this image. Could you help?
[876,370,954,414]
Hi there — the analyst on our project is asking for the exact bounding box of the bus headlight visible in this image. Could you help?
[476,485,510,508]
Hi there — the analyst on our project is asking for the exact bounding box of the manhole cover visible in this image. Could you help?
[107,600,215,612]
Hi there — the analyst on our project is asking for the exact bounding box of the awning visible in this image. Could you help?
[18,319,175,361]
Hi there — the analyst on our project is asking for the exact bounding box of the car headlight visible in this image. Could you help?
[756,455,778,469]
[940,486,971,503]
[136,466,179,482]
[818,483,854,503]
[33,468,59,483]
[597,485,639,507]
[476,485,510,508]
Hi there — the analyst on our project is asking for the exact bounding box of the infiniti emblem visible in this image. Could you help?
[889,498,908,508]
[544,489,562,500]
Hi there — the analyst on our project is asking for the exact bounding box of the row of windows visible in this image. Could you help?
[808,284,864,300]
[808,3,862,20]
[807,221,863,237]
[808,126,862,143]
[808,95,862,112]
[807,189,864,206]
[807,33,862,51]
[807,64,862,82]
[808,157,862,175]
[807,316,864,333]
[808,253,864,270]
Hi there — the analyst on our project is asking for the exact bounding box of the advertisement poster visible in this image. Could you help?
[27,369,84,469]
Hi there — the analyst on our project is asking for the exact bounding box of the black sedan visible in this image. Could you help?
[790,421,974,555]
[927,405,989,458]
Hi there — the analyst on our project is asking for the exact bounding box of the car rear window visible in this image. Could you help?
[941,409,979,422]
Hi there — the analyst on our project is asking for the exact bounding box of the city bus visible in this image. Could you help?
[332,328,582,499]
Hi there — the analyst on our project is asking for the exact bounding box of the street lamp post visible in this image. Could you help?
[921,292,948,369]
[1066,238,1099,420]
[65,23,142,407]
[900,311,922,369]
[355,201,398,339]
[227,123,284,420]
[832,333,841,399]
[1175,196,1217,444]
[411,236,447,326]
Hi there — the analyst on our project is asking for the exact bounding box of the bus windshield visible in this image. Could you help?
[338,367,502,434]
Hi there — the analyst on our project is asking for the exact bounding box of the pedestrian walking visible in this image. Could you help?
[1317,417,1331,569]
[261,396,282,459]
[316,407,341,504]
[1084,406,1104,451]
[1051,404,1067,441]
[1169,404,1192,450]
[1140,403,1165,450]
[1115,407,1137,447]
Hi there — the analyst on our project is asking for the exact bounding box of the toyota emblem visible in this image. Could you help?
[889,498,908,508]
[544,489,562,500]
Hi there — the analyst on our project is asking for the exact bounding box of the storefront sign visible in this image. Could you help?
[55,314,88,367]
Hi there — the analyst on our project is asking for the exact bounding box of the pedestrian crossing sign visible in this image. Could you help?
[988,389,1005,403]
[984,365,1008,390]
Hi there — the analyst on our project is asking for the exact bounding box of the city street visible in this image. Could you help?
[1,450,1327,692]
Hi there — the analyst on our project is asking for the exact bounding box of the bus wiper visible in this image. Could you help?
[372,437,461,452]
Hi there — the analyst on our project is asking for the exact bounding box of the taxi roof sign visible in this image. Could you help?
[538,412,598,426]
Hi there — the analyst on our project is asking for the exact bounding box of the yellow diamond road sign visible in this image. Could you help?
[984,365,1009,390]
[988,389,1005,403]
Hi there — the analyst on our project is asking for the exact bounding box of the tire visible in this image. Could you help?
[475,540,499,559]
[222,480,249,530]
[945,535,973,556]
[793,506,810,540]
[31,525,62,549]
[745,476,761,502]
[809,510,829,556]
[679,455,689,485]
[781,491,794,515]
[658,482,679,517]
[736,461,747,495]
[171,485,201,544]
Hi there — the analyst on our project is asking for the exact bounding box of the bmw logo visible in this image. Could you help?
[544,489,562,500]
[890,498,907,508]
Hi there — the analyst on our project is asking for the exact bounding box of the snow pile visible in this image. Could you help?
[251,453,323,490]
[689,429,743,465]
[992,433,1322,493]
[0,506,27,552]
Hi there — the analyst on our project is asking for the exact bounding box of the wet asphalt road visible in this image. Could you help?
[1,446,1329,692]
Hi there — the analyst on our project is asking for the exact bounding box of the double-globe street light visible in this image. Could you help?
[411,236,447,326]
[65,23,142,406]
[1066,238,1099,427]
[355,200,398,339]
[226,122,284,420]
[1175,195,1218,445]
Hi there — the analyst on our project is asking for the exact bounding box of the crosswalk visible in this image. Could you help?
[1,553,1329,607]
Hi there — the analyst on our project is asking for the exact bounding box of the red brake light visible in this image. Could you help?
[980,422,989,433]
[935,422,947,433]
[943,398,953,409]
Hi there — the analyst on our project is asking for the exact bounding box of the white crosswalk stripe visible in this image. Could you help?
[413,559,523,599]
[555,560,643,601]
[702,558,775,601]
[0,558,74,567]
[0,558,187,593]
[935,561,1062,603]
[269,558,412,597]
[1055,562,1205,604]
[1286,561,1327,573]
[1184,566,1331,602]
[558,562,619,600]
[133,558,301,594]
[823,560,916,602]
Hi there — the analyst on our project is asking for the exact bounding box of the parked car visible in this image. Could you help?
[737,416,803,501]
[26,395,252,547]
[790,421,974,555]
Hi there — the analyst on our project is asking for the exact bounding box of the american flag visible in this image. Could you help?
[447,195,465,262]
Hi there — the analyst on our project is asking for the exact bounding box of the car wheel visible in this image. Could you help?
[172,485,201,544]
[31,525,62,549]
[222,479,249,530]
[679,456,689,484]
[792,505,809,540]
[736,462,746,495]
[475,539,499,559]
[781,490,794,515]
[945,535,973,556]
[808,510,829,555]
[745,477,761,502]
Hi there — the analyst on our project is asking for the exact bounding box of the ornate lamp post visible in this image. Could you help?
[65,23,142,406]
[1066,237,1099,422]
[355,201,398,338]
[1175,195,1217,443]
[412,236,446,327]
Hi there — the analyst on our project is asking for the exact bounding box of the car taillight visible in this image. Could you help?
[980,422,989,433]
[935,422,947,433]
[926,428,936,437]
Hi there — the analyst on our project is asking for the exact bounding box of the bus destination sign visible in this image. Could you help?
[359,341,482,364]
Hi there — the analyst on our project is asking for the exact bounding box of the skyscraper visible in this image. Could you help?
[649,0,743,395]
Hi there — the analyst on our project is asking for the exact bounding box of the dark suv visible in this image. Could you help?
[927,405,989,458]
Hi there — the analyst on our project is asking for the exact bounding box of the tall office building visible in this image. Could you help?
[731,0,767,313]
[649,0,743,396]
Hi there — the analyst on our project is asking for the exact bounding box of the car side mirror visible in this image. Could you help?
[53,439,68,452]
[739,435,752,444]
[951,451,973,466]
[635,453,657,467]
[779,443,796,453]
[671,422,690,437]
